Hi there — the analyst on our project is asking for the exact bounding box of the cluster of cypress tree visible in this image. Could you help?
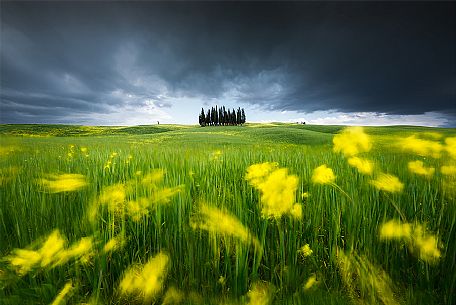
[199,106,246,127]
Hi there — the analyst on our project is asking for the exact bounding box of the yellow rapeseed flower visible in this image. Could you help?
[379,220,412,240]
[40,174,87,193]
[246,282,272,305]
[50,281,74,305]
[246,163,301,219]
[98,184,126,213]
[408,160,435,177]
[245,162,278,186]
[400,135,443,158]
[370,173,403,193]
[190,204,261,251]
[333,126,372,157]
[119,252,170,301]
[162,286,184,305]
[298,244,313,257]
[413,225,441,263]
[103,235,125,253]
[347,157,374,175]
[8,249,42,275]
[445,137,456,159]
[379,220,441,263]
[56,237,93,266]
[441,165,456,176]
[311,164,336,185]
[303,274,317,291]
[141,169,165,186]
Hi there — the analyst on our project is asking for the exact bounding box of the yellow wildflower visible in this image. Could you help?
[298,244,313,257]
[40,174,87,193]
[290,203,302,219]
[379,220,441,263]
[8,249,42,275]
[408,160,435,177]
[246,282,272,305]
[162,286,184,305]
[347,157,374,175]
[245,162,278,186]
[103,236,125,253]
[119,252,170,301]
[246,163,300,219]
[445,137,456,159]
[400,135,443,158]
[413,225,441,263]
[50,281,74,305]
[141,169,165,186]
[211,150,223,160]
[311,164,336,185]
[98,184,126,213]
[370,173,403,193]
[303,274,317,290]
[190,204,261,251]
[333,126,372,157]
[125,198,150,221]
[441,165,456,175]
[56,237,93,266]
[379,220,412,240]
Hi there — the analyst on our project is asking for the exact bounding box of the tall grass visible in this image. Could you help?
[0,124,455,304]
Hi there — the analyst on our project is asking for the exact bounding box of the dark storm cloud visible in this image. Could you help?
[1,1,455,124]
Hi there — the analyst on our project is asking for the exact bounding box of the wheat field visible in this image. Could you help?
[0,123,455,305]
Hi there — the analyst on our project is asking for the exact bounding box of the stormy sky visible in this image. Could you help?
[1,1,455,126]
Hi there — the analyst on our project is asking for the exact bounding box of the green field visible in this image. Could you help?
[1,123,455,305]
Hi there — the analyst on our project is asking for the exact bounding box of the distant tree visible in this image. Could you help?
[199,108,206,127]
[198,106,246,127]
[206,109,210,126]
[241,108,246,125]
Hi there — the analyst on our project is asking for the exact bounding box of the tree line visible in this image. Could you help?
[199,106,246,126]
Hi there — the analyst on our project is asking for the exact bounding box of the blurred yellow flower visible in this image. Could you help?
[370,173,403,193]
[40,174,87,193]
[408,160,435,177]
[298,244,313,257]
[245,162,278,186]
[7,230,94,275]
[379,220,441,263]
[246,282,272,305]
[119,252,170,301]
[400,135,443,158]
[246,163,300,219]
[348,157,374,175]
[333,127,372,157]
[303,274,317,290]
[190,204,261,251]
[51,281,74,305]
[141,169,165,186]
[311,164,336,185]
[441,165,456,175]
[103,236,125,253]
[445,137,456,159]
[162,286,184,305]
[379,220,412,240]
[98,184,126,213]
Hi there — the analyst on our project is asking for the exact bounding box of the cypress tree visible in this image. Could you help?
[206,109,210,126]
[199,108,206,126]
[241,108,246,125]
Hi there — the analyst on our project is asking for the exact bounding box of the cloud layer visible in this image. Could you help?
[1,2,455,125]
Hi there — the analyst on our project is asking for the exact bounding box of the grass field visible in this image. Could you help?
[1,123,455,305]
